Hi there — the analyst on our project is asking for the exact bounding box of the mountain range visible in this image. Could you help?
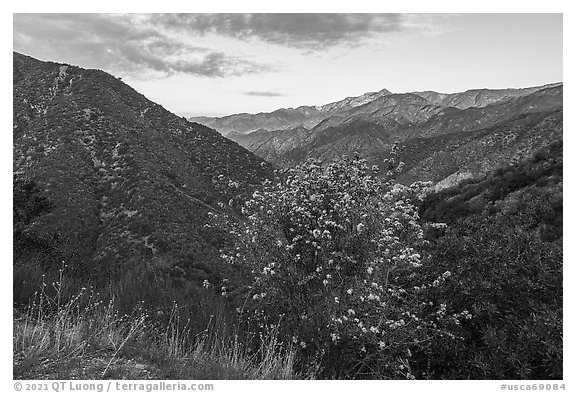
[189,83,560,135]
[192,83,562,190]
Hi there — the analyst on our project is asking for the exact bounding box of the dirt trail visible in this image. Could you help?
[14,352,163,380]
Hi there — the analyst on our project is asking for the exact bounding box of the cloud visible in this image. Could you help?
[13,14,428,79]
[13,13,272,79]
[152,14,405,50]
[243,91,287,97]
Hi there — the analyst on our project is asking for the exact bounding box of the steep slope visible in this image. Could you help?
[227,126,313,164]
[419,138,562,238]
[282,120,393,168]
[397,109,563,188]
[13,52,275,282]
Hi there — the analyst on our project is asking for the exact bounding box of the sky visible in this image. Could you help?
[13,13,563,117]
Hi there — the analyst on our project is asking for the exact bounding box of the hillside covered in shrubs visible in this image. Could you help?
[14,53,562,380]
[13,146,563,380]
[13,52,275,292]
[415,140,563,378]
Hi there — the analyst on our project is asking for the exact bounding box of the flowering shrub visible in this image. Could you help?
[209,151,472,379]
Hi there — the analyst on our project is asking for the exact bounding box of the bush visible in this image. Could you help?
[210,153,470,379]
[13,175,58,264]
[412,214,562,379]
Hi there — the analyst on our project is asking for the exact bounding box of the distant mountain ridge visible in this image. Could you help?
[223,83,562,190]
[189,106,325,135]
[189,83,561,135]
[412,83,562,109]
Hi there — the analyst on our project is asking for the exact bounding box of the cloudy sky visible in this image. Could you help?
[13,13,562,117]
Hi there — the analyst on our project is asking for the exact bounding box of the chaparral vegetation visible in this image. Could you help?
[15,143,561,379]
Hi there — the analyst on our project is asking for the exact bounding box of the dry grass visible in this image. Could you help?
[13,270,305,380]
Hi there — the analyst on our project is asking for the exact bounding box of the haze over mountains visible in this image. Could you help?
[191,82,563,190]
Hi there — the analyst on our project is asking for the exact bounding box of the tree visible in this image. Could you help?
[13,174,53,255]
